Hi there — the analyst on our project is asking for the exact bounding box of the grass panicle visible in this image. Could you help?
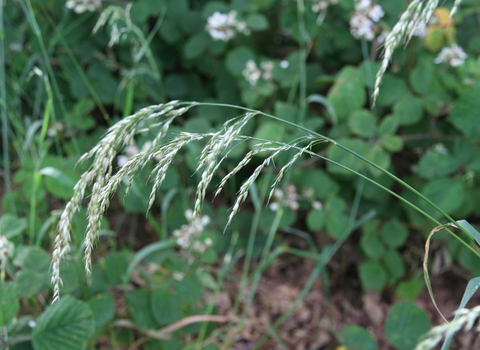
[52,101,190,302]
[374,0,439,103]
[415,306,480,350]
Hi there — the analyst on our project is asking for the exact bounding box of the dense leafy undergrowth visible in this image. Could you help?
[1,0,480,349]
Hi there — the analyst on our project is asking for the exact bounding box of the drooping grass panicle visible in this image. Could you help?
[147,132,206,212]
[267,140,316,204]
[414,305,480,350]
[52,101,191,302]
[373,0,439,103]
[450,0,463,17]
[193,113,257,217]
[225,146,289,229]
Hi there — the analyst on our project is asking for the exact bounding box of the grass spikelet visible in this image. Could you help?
[193,113,256,217]
[414,306,480,350]
[52,101,191,301]
[374,0,439,103]
[225,147,285,229]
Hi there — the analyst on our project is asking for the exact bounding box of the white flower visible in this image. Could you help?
[280,60,289,69]
[242,60,262,85]
[65,0,101,14]
[368,4,384,22]
[206,11,249,42]
[117,155,128,167]
[172,271,185,281]
[355,0,372,12]
[413,20,427,38]
[434,44,467,67]
[312,201,323,210]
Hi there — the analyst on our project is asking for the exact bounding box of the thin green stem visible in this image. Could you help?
[188,101,475,245]
[0,0,16,214]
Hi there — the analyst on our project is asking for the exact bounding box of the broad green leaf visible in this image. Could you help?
[306,209,325,231]
[164,74,189,99]
[327,138,369,176]
[0,283,19,327]
[383,249,405,281]
[174,277,204,304]
[327,66,366,120]
[396,279,424,301]
[338,325,378,350]
[420,178,465,218]
[150,290,182,325]
[378,115,399,135]
[326,211,349,239]
[16,270,47,298]
[250,121,284,148]
[380,219,408,249]
[385,301,431,350]
[393,95,423,125]
[274,101,298,122]
[14,246,50,272]
[245,13,268,31]
[365,144,390,177]
[360,233,385,260]
[87,293,115,328]
[0,214,27,239]
[33,296,95,350]
[184,32,209,59]
[348,109,376,138]
[410,62,439,95]
[449,88,480,139]
[225,46,255,77]
[359,260,387,291]
[417,151,459,179]
[293,168,339,199]
[375,76,410,106]
[380,134,403,152]
[126,289,158,329]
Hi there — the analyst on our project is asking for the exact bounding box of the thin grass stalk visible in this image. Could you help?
[191,102,476,246]
[0,0,16,215]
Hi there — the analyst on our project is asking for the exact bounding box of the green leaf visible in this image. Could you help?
[449,88,480,139]
[293,168,339,199]
[375,76,410,106]
[385,301,431,350]
[0,283,19,327]
[126,289,158,329]
[327,138,369,176]
[16,270,47,298]
[174,277,204,304]
[396,279,424,301]
[338,325,378,350]
[380,134,403,152]
[383,249,405,281]
[378,115,399,135]
[14,246,50,272]
[245,13,268,31]
[184,32,209,59]
[365,144,390,177]
[33,296,95,350]
[126,240,176,282]
[306,209,325,231]
[359,260,387,291]
[0,214,27,239]
[455,220,480,247]
[393,95,423,125]
[274,101,298,122]
[150,290,182,325]
[348,109,376,138]
[87,293,115,328]
[327,66,366,120]
[410,62,438,95]
[417,151,459,179]
[420,178,465,218]
[360,233,385,260]
[380,219,408,249]
[225,46,255,77]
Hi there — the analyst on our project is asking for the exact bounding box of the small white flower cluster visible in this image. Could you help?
[0,236,12,273]
[311,0,339,13]
[242,60,274,86]
[173,209,212,254]
[206,11,250,42]
[350,0,385,41]
[65,0,101,14]
[434,43,467,67]
[270,185,323,212]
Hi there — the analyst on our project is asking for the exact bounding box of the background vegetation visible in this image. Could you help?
[1,0,480,349]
